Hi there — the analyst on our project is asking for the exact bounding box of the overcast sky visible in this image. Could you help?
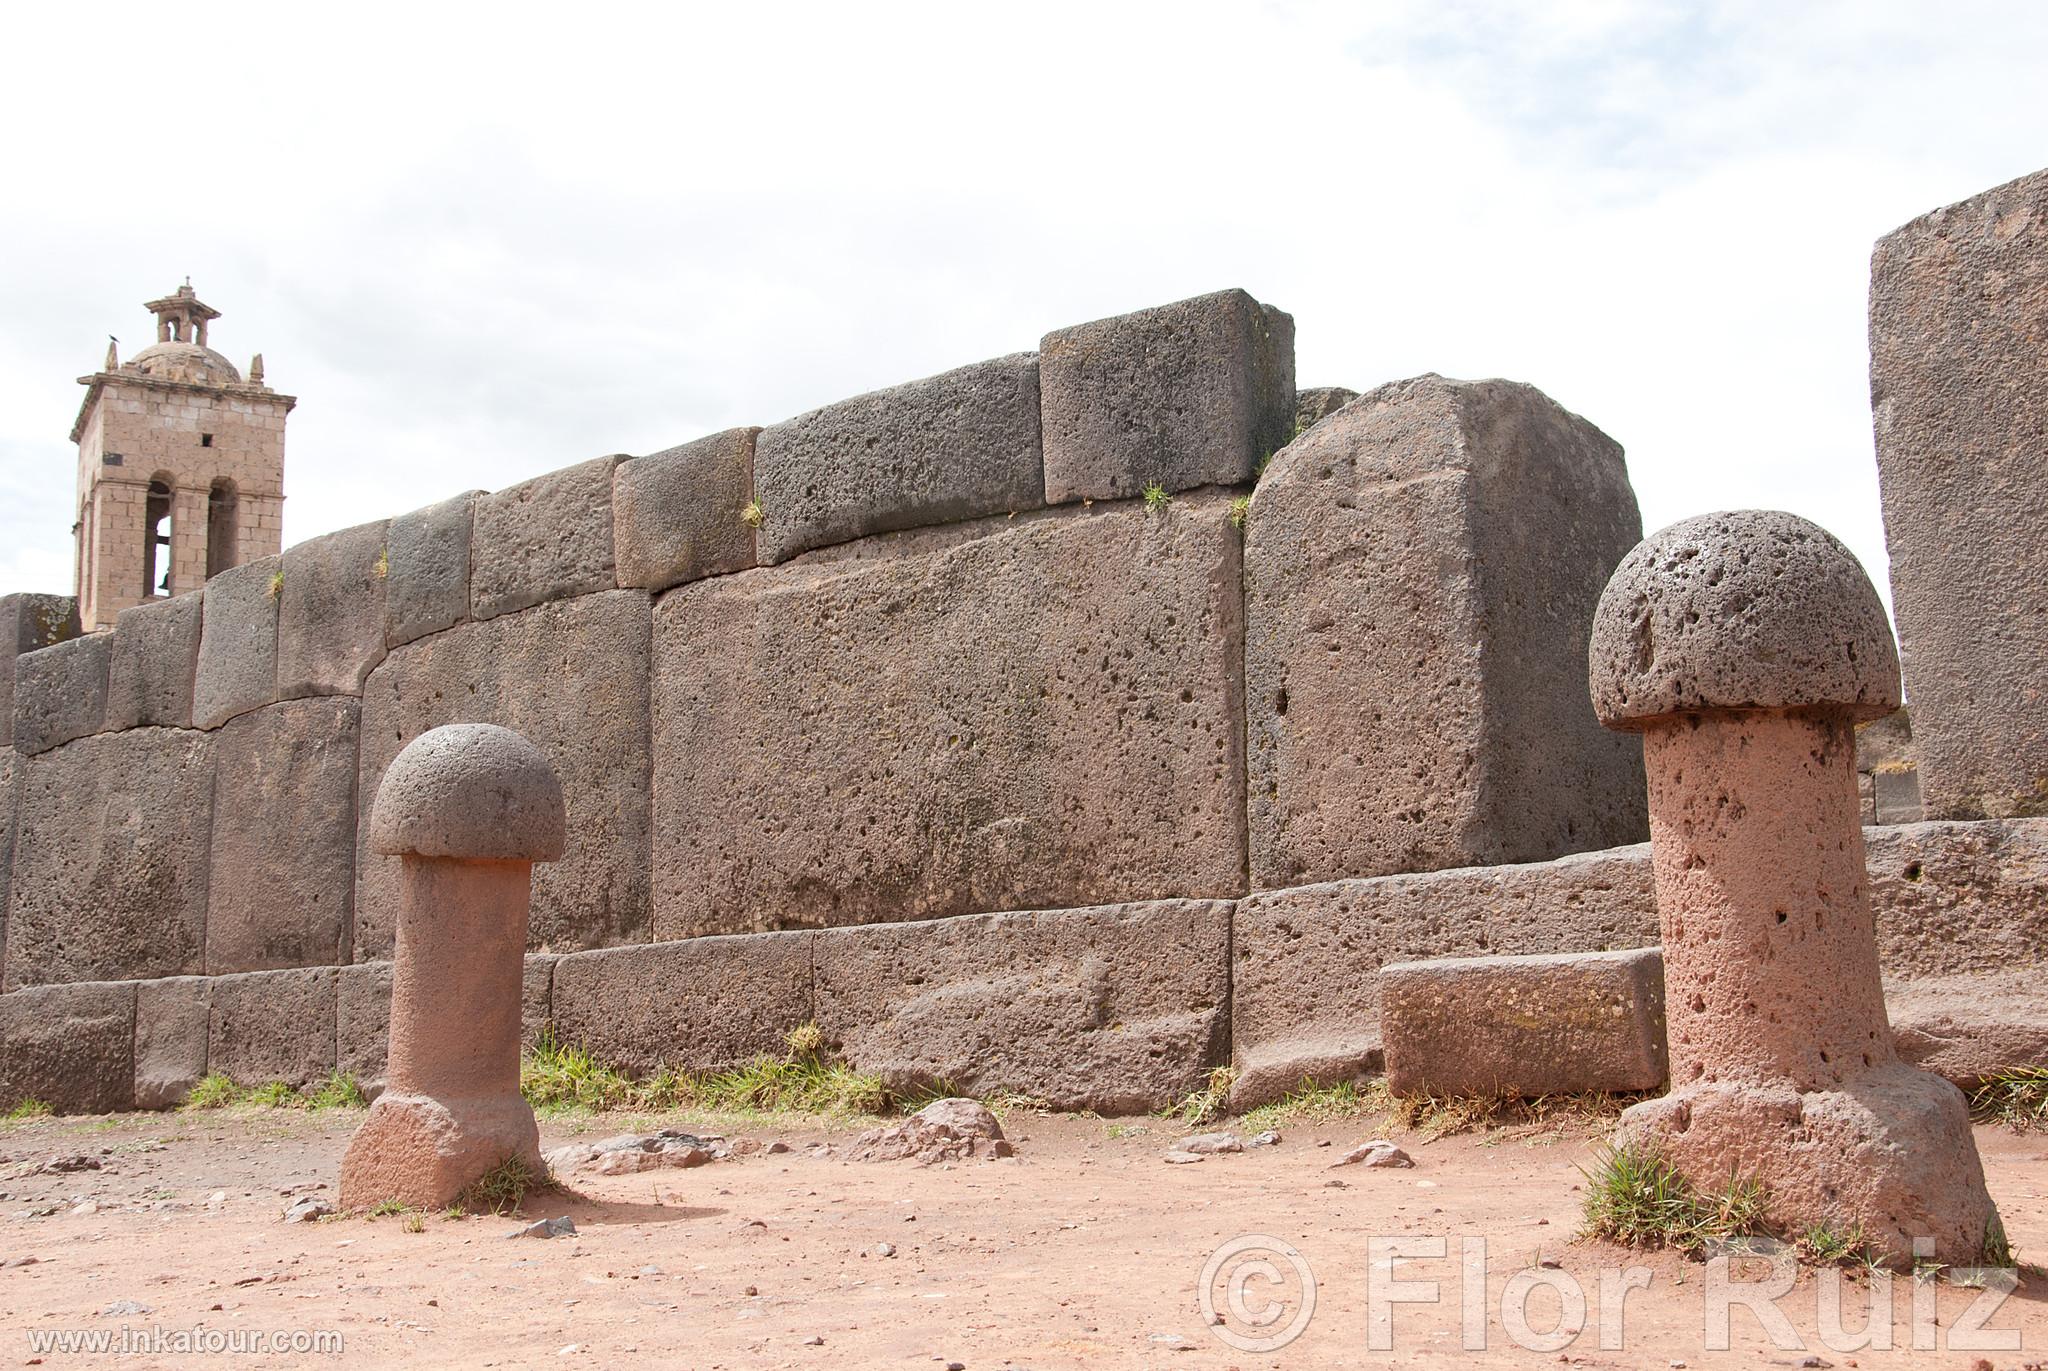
[2,1,2042,617]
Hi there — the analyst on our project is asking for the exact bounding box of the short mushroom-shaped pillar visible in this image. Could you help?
[339,724,566,1211]
[1589,511,1996,1265]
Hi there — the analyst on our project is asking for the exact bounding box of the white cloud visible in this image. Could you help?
[2,0,2042,618]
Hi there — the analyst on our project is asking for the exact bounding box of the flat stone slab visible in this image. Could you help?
[207,699,360,972]
[384,491,478,648]
[207,967,338,1089]
[134,977,210,1109]
[357,590,652,957]
[192,554,280,729]
[815,898,1232,1114]
[0,593,79,750]
[614,428,759,591]
[550,932,813,1077]
[471,457,620,620]
[13,634,111,755]
[1040,289,1294,502]
[5,728,215,990]
[104,592,205,730]
[277,521,389,699]
[0,981,136,1114]
[1866,818,2048,979]
[753,355,1042,564]
[1245,374,1646,890]
[1380,947,1667,1098]
[1872,166,2048,820]
[651,496,1246,939]
[1888,966,2048,1087]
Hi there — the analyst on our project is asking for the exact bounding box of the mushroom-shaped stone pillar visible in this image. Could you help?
[339,723,566,1210]
[1589,511,1996,1265]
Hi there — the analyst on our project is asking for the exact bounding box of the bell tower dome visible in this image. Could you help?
[71,283,295,631]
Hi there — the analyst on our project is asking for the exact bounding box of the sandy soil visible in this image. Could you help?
[0,1106,2042,1369]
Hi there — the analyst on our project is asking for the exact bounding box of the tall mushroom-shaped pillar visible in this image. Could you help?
[1589,511,1996,1265]
[340,723,565,1210]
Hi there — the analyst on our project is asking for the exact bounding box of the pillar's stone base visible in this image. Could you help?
[1620,1064,1996,1265]
[339,1092,542,1210]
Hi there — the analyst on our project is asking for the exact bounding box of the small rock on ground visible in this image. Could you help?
[1176,1132,1243,1155]
[508,1216,577,1239]
[1330,1140,1414,1169]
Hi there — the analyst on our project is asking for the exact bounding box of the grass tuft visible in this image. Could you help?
[1580,1139,1769,1255]
[304,1073,368,1111]
[459,1152,544,1216]
[1970,1065,2048,1131]
[1160,1066,1236,1127]
[1228,495,1252,530]
[181,1073,242,1111]
[4,1098,53,1121]
[1142,481,1171,512]
[520,1022,893,1120]
[740,500,765,529]
[521,1029,640,1113]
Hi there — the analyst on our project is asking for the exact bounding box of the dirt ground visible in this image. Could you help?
[1,1105,2042,1369]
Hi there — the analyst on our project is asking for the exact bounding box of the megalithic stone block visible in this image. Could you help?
[208,967,338,1089]
[1871,165,2048,819]
[471,457,621,620]
[1590,509,1995,1266]
[0,981,136,1114]
[753,357,1043,565]
[613,428,759,591]
[1245,374,1646,890]
[1039,289,1294,503]
[105,591,205,730]
[340,723,565,1210]
[135,976,211,1109]
[13,633,112,755]
[192,554,281,730]
[385,491,479,648]
[0,593,79,749]
[277,521,389,699]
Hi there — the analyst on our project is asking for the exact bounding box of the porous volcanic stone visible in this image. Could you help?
[522,954,556,1049]
[651,496,1245,939]
[0,593,79,749]
[1293,385,1357,434]
[5,728,214,989]
[0,981,136,1114]
[1589,510,1900,727]
[1888,967,2048,1088]
[384,491,478,648]
[104,591,205,730]
[471,456,621,619]
[1229,844,1659,1107]
[1379,948,1667,1098]
[336,961,393,1097]
[816,899,1232,1113]
[134,976,210,1109]
[13,633,112,755]
[277,521,389,699]
[614,428,759,590]
[1865,818,2048,979]
[369,722,566,862]
[357,590,651,956]
[207,698,360,972]
[1245,374,1646,890]
[0,752,16,966]
[208,967,338,1088]
[1871,166,2048,819]
[550,932,813,1076]
[1040,289,1295,502]
[753,356,1042,564]
[192,554,280,729]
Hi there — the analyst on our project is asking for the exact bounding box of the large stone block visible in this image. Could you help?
[385,491,479,648]
[1230,845,1660,1107]
[192,554,280,729]
[357,590,651,957]
[614,428,759,591]
[208,967,338,1088]
[13,633,111,755]
[753,357,1042,564]
[207,698,360,972]
[1889,967,2048,1088]
[651,496,1246,939]
[336,961,392,1097]
[135,976,210,1109]
[0,593,79,749]
[5,728,215,990]
[277,521,389,699]
[1244,374,1646,890]
[1871,167,2048,819]
[1039,289,1294,503]
[104,591,205,730]
[471,457,620,620]
[551,933,813,1076]
[1293,385,1357,434]
[523,953,557,1048]
[0,981,136,1114]
[816,899,1232,1113]
[1379,948,1667,1098]
[0,752,15,973]
[1865,818,2048,980]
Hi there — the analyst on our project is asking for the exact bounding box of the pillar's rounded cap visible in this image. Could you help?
[369,723,566,861]
[1588,510,1901,730]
